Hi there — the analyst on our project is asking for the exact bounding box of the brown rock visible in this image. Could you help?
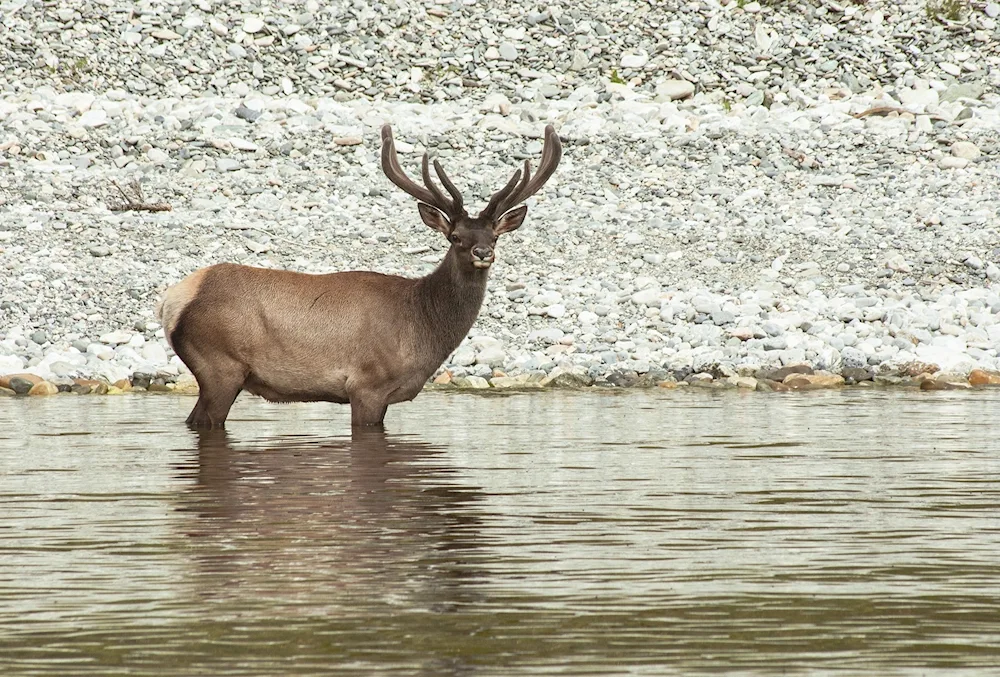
[969,369,1000,386]
[489,376,518,388]
[899,361,940,377]
[70,384,92,395]
[73,379,109,395]
[606,370,640,387]
[113,379,133,391]
[0,386,15,396]
[729,376,758,389]
[432,371,452,385]
[635,372,666,388]
[757,378,789,392]
[920,378,971,391]
[8,375,43,395]
[760,364,813,382]
[28,381,59,396]
[1,373,42,392]
[657,380,679,389]
[172,374,199,393]
[785,372,845,390]
[147,383,173,392]
[688,379,729,389]
[542,370,594,388]
[820,374,847,387]
[842,367,874,384]
[812,373,846,388]
[874,375,905,386]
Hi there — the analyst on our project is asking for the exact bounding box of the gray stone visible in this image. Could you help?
[570,50,590,71]
[452,347,476,367]
[940,156,969,169]
[235,105,263,122]
[146,148,169,165]
[841,347,867,370]
[762,322,782,337]
[529,328,564,344]
[8,377,36,395]
[656,80,695,101]
[499,43,518,62]
[541,368,593,388]
[452,375,490,389]
[941,82,986,102]
[476,346,506,367]
[242,15,265,33]
[621,52,648,69]
[951,141,981,160]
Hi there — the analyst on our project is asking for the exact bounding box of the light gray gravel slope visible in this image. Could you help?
[1,0,999,387]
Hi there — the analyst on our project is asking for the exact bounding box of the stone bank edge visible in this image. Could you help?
[3,363,1000,397]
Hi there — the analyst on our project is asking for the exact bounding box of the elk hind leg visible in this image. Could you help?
[185,361,247,429]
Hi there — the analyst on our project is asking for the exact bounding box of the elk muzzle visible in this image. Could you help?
[472,246,494,268]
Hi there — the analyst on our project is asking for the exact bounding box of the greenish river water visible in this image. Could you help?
[2,389,999,675]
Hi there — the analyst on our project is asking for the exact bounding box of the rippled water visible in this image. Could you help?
[2,389,1000,675]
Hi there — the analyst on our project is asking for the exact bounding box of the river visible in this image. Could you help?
[2,389,999,675]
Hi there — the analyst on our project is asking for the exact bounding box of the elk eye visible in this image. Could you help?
[449,234,461,244]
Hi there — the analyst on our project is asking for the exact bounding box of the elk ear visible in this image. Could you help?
[417,203,452,235]
[494,205,527,235]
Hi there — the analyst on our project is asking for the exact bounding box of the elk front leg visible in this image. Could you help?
[349,393,389,428]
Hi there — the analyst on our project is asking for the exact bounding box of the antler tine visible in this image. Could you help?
[433,160,463,213]
[489,157,536,218]
[420,153,453,212]
[379,124,439,208]
[517,124,561,200]
[481,124,562,218]
[481,168,522,219]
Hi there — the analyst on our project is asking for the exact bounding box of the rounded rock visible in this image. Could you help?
[28,381,59,396]
[656,80,695,101]
[242,16,265,33]
[951,141,981,160]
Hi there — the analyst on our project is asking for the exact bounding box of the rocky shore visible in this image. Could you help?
[2,0,1000,396]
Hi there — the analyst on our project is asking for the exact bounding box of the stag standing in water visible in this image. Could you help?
[156,124,562,429]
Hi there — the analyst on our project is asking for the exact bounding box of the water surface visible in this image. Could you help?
[2,389,1000,675]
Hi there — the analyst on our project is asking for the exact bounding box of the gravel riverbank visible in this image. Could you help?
[2,0,1000,394]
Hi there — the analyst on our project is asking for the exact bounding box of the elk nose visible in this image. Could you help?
[472,246,493,261]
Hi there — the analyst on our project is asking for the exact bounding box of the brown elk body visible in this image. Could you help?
[157,124,561,429]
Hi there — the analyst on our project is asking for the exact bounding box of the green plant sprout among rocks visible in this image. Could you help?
[925,0,971,21]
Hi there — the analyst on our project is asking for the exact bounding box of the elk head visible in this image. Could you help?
[380,124,562,270]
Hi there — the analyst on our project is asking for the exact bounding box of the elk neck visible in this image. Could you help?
[414,245,490,351]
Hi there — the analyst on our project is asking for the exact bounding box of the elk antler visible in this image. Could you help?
[481,124,562,219]
[381,125,464,217]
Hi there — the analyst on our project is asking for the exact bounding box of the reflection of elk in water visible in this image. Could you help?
[177,430,486,618]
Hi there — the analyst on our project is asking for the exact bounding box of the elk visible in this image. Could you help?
[156,124,561,429]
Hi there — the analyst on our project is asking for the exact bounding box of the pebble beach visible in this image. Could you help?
[2,0,1000,395]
